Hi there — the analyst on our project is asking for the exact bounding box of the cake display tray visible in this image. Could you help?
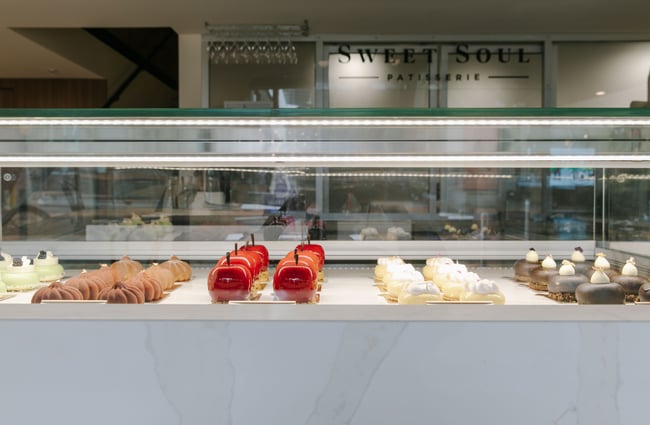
[3,265,650,323]
[0,266,557,306]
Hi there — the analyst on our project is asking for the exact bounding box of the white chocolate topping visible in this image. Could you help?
[525,249,539,263]
[385,263,415,275]
[559,260,576,276]
[590,269,610,284]
[34,251,59,266]
[405,281,441,296]
[0,251,12,263]
[386,270,423,283]
[450,271,481,290]
[386,270,424,298]
[541,255,556,269]
[594,253,610,270]
[7,256,36,272]
[570,248,586,263]
[435,263,468,281]
[465,278,501,295]
[621,257,638,277]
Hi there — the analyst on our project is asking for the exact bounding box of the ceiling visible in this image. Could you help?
[2,0,650,78]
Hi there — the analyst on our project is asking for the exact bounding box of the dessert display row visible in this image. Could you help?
[1,244,648,306]
[0,251,65,292]
[30,255,191,304]
[207,237,325,304]
[370,248,650,305]
[373,256,506,304]
[514,247,650,304]
[0,236,327,305]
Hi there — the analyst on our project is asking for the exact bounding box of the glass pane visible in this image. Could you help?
[0,110,648,261]
[2,167,170,240]
[327,44,435,107]
[503,168,596,241]
[446,44,543,107]
[209,42,315,108]
[557,42,650,107]
[1,167,317,243]
[321,167,595,242]
[606,169,650,241]
[1,165,600,243]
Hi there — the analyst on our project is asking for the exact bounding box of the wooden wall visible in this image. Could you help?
[0,78,106,108]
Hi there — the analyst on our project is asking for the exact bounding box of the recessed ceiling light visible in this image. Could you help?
[595,91,606,96]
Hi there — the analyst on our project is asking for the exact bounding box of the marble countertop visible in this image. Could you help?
[1,266,650,321]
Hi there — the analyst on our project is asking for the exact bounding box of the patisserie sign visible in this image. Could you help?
[337,44,530,64]
[328,42,541,108]
[335,43,531,82]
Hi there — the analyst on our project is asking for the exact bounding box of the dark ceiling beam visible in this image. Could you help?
[84,28,178,91]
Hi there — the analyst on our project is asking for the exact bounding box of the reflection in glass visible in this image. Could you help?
[446,44,543,107]
[209,42,315,108]
[557,42,650,107]
[1,166,625,243]
[606,169,650,241]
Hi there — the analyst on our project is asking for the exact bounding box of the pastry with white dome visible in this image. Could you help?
[34,250,65,282]
[587,253,618,280]
[397,281,443,304]
[513,248,540,282]
[575,267,625,304]
[570,247,592,275]
[612,257,648,302]
[430,262,468,291]
[547,260,589,302]
[422,256,454,282]
[460,278,506,304]
[529,255,558,291]
[0,251,13,273]
[374,256,404,284]
[384,266,423,302]
[3,257,41,291]
[439,269,481,301]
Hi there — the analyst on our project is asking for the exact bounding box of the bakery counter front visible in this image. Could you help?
[2,262,650,425]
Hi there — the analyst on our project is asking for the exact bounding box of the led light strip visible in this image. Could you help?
[0,154,648,167]
[0,117,650,127]
[147,168,515,179]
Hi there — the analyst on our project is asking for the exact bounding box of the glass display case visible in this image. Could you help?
[0,108,648,269]
[2,110,649,425]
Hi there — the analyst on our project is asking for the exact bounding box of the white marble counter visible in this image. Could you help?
[2,266,650,425]
[1,315,649,425]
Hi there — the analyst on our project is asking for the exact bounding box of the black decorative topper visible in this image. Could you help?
[12,257,22,267]
[0,253,4,261]
[574,246,583,253]
[37,250,47,259]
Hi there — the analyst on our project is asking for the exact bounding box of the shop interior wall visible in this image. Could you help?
[0,78,106,108]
